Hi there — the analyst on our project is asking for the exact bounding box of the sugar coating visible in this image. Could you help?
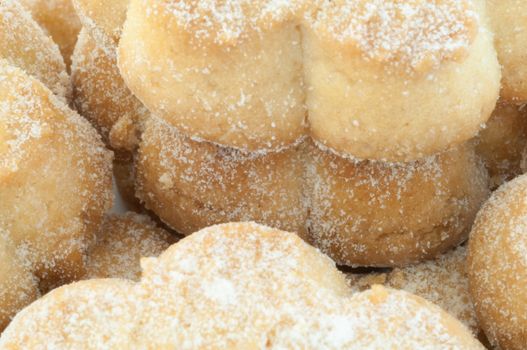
[119,0,307,153]
[468,174,527,350]
[307,0,477,72]
[302,0,499,162]
[0,0,71,99]
[0,222,483,349]
[136,116,307,236]
[0,231,39,332]
[19,0,81,70]
[348,246,478,334]
[84,212,175,281]
[73,0,130,43]
[0,61,113,320]
[72,28,147,144]
[71,28,148,207]
[118,0,499,161]
[82,0,491,265]
[305,140,489,266]
[136,116,489,267]
[486,0,527,102]
[151,0,305,45]
[142,0,475,62]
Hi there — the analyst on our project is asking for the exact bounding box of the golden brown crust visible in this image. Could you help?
[468,174,527,350]
[72,28,146,146]
[72,28,147,209]
[136,116,488,266]
[0,233,39,332]
[304,140,489,266]
[136,116,307,236]
[0,223,483,348]
[84,213,175,281]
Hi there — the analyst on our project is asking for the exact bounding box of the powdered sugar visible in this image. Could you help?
[0,61,113,328]
[151,0,303,45]
[0,0,70,98]
[0,222,483,348]
[468,173,527,348]
[348,245,478,334]
[84,213,175,281]
[307,0,478,71]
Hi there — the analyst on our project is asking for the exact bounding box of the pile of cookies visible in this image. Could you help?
[0,0,526,348]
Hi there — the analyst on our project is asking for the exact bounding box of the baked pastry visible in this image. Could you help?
[119,0,307,153]
[0,232,39,332]
[303,0,500,161]
[84,212,175,281]
[71,28,147,208]
[0,222,483,348]
[19,0,81,70]
[71,28,146,146]
[0,59,113,297]
[137,118,489,266]
[119,0,500,161]
[69,0,493,267]
[136,116,307,237]
[67,0,495,267]
[347,246,477,335]
[486,0,527,103]
[304,141,489,266]
[73,0,129,43]
[112,0,493,266]
[468,174,527,350]
[0,0,70,99]
[476,102,527,188]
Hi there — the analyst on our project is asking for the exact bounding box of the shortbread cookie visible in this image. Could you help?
[468,174,527,350]
[1,222,483,349]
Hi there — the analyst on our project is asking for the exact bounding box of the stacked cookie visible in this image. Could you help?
[2,0,527,348]
[72,0,500,268]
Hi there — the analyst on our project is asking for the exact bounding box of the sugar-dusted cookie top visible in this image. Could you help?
[1,222,483,348]
[307,0,478,72]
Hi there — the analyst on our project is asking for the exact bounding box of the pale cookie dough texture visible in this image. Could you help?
[1,222,484,349]
[118,0,500,161]
[486,0,527,103]
[0,0,70,99]
[348,246,478,335]
[19,0,81,70]
[84,212,175,281]
[0,61,113,329]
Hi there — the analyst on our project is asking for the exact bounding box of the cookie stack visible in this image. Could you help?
[2,0,527,348]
